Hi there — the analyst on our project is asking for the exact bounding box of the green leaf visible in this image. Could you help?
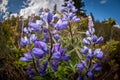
[75,48,83,60]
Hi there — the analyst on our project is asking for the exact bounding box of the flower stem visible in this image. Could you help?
[47,29,53,61]
[69,22,73,43]
[28,33,39,74]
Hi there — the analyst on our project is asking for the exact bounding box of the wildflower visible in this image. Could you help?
[54,34,60,40]
[39,61,48,76]
[30,34,37,43]
[20,57,28,62]
[27,68,34,78]
[80,46,88,54]
[83,38,90,45]
[77,63,85,70]
[96,36,104,44]
[87,71,93,78]
[32,48,44,59]
[20,36,29,46]
[34,41,48,52]
[51,60,59,71]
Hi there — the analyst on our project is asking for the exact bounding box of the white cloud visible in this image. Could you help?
[0,0,8,14]
[100,0,108,4]
[19,0,64,19]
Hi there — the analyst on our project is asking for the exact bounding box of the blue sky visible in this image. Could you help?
[84,0,120,25]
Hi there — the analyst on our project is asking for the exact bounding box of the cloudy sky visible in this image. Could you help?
[0,0,120,25]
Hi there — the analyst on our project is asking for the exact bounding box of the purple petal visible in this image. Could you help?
[87,71,93,78]
[83,38,90,45]
[32,48,44,59]
[77,64,84,70]
[52,42,61,52]
[51,60,58,71]
[92,35,98,42]
[20,57,28,62]
[96,36,103,44]
[61,54,70,61]
[53,52,61,60]
[24,53,33,60]
[54,34,60,40]
[34,41,48,52]
[47,12,53,23]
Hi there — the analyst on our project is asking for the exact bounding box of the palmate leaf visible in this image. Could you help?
[75,47,83,60]
[67,60,77,73]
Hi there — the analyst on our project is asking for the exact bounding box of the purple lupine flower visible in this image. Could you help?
[77,63,84,71]
[86,37,92,42]
[93,63,102,71]
[67,4,73,8]
[54,19,68,30]
[47,12,53,23]
[74,18,80,22]
[94,49,101,55]
[30,34,37,43]
[44,33,49,39]
[60,21,68,30]
[36,20,43,26]
[61,7,67,12]
[89,28,95,34]
[34,41,48,52]
[54,34,60,40]
[27,68,34,78]
[43,28,48,33]
[68,12,74,19]
[86,31,91,37]
[81,60,87,67]
[59,48,66,55]
[39,61,48,76]
[94,49,104,59]
[96,51,104,59]
[80,46,88,54]
[52,30,57,34]
[20,36,29,47]
[77,60,86,71]
[28,22,40,29]
[72,16,77,21]
[88,16,94,28]
[96,36,104,44]
[20,57,28,62]
[87,49,93,59]
[95,66,102,71]
[53,51,61,60]
[61,54,70,61]
[71,7,78,12]
[24,53,33,60]
[92,35,98,42]
[77,74,84,80]
[87,71,93,78]
[28,20,43,31]
[52,42,61,53]
[42,12,48,22]
[51,60,59,71]
[54,48,70,61]
[83,38,90,45]
[28,27,33,33]
[32,48,44,59]
[77,15,104,79]
[23,27,28,34]
[53,14,60,19]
